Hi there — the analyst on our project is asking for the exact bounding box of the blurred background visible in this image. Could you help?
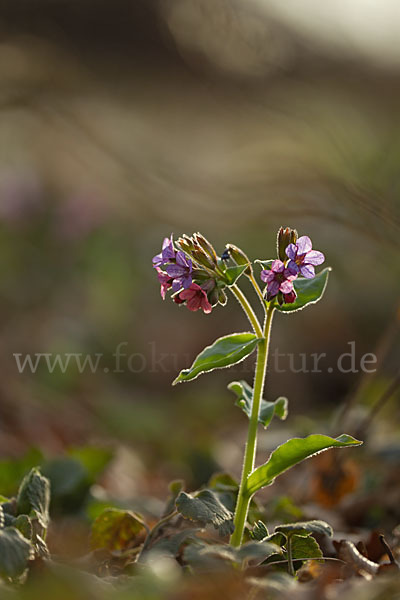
[0,0,399,553]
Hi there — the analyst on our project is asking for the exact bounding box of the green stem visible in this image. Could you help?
[230,284,263,338]
[138,510,177,560]
[230,302,275,547]
[287,534,295,576]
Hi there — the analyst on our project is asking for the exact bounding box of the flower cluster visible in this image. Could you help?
[260,228,325,305]
[152,233,225,314]
[152,228,325,313]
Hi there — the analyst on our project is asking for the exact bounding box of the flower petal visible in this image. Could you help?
[271,259,285,273]
[305,250,325,266]
[283,290,297,304]
[200,295,212,314]
[260,269,275,283]
[285,243,297,260]
[279,279,294,294]
[161,235,176,261]
[175,251,191,268]
[171,279,183,292]
[165,264,185,277]
[296,235,312,255]
[179,288,196,300]
[152,252,163,266]
[186,295,202,311]
[285,261,298,276]
[267,280,280,297]
[181,275,193,289]
[299,264,315,278]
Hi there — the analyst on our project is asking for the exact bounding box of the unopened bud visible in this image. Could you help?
[277,227,298,262]
[225,244,253,276]
[193,233,218,265]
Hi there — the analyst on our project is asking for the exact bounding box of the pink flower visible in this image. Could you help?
[178,283,212,314]
[260,259,297,303]
[286,236,325,279]
[156,268,173,300]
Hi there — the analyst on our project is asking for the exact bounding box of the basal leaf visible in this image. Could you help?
[289,533,323,561]
[147,528,200,558]
[184,540,279,568]
[246,434,362,497]
[237,540,283,565]
[91,508,147,551]
[276,520,333,538]
[173,333,261,385]
[16,468,50,528]
[0,527,34,580]
[276,268,331,313]
[176,490,234,537]
[228,380,288,429]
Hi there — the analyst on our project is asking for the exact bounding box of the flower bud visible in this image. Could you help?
[225,244,253,276]
[191,248,216,270]
[277,227,298,262]
[193,233,218,266]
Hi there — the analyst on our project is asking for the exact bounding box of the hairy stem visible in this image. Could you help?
[230,302,275,547]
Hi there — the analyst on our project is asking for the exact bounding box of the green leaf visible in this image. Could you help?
[0,527,34,580]
[147,528,200,557]
[275,268,331,313]
[91,508,147,551]
[173,333,261,385]
[184,540,279,568]
[14,515,32,540]
[222,264,248,285]
[289,533,323,561]
[237,541,284,565]
[16,468,50,528]
[251,520,269,541]
[228,380,288,429]
[176,490,234,537]
[276,520,333,538]
[246,434,362,497]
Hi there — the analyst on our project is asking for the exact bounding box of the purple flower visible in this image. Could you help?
[152,235,176,267]
[285,236,324,279]
[260,259,297,303]
[165,251,193,291]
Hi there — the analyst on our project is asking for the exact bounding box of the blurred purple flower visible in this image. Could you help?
[56,192,109,240]
[260,259,297,303]
[0,170,42,224]
[165,251,193,291]
[152,235,176,267]
[286,236,324,279]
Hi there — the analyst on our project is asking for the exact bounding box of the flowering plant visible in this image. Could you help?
[152,227,362,555]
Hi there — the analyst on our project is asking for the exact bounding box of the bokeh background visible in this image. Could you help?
[0,0,399,553]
